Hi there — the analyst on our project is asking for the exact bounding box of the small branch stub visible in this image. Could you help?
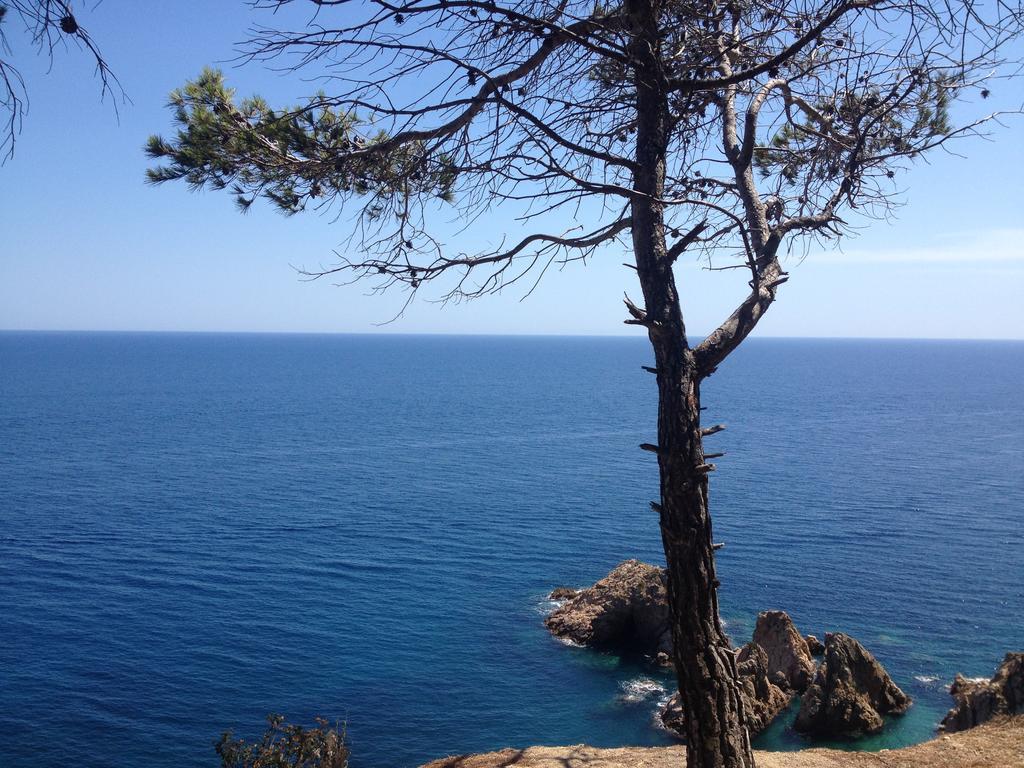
[623,294,655,328]
[623,294,647,320]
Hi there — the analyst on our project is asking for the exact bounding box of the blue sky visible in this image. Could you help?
[1,2,1022,339]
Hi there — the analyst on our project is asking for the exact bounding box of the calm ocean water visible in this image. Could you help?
[0,332,1021,767]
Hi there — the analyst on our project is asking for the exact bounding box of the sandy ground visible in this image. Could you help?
[421,716,1024,768]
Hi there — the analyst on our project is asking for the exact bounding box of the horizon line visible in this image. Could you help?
[2,328,1023,343]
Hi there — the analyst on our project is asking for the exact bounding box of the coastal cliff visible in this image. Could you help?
[421,715,1024,768]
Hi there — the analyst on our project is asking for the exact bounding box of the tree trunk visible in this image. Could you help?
[650,330,754,768]
[627,1,754,766]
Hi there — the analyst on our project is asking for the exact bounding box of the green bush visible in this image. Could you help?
[216,714,349,768]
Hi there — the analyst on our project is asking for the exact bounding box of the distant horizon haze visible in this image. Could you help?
[1,328,1022,342]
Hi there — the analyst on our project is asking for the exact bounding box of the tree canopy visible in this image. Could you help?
[148,0,1019,309]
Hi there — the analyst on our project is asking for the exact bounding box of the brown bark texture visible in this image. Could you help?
[626,1,753,766]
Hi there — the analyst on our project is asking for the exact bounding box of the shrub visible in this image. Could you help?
[216,714,349,768]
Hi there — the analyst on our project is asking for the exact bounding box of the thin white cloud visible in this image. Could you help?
[799,228,1024,265]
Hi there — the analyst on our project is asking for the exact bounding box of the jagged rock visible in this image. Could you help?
[544,560,671,657]
[737,642,795,733]
[660,642,792,739]
[940,652,1024,732]
[795,633,911,738]
[660,692,687,736]
[752,610,817,692]
[805,634,825,656]
[548,587,578,601]
[769,672,789,689]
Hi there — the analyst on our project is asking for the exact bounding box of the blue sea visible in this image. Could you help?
[1,332,1021,767]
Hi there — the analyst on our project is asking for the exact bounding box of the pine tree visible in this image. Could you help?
[147,3,1022,765]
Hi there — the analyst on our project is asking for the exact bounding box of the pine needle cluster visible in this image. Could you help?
[146,68,458,215]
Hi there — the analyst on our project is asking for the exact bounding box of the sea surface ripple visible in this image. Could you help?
[0,333,1021,767]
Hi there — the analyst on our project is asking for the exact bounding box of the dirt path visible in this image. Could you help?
[421,716,1024,768]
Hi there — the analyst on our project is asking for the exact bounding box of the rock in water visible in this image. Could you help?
[940,652,1024,732]
[660,642,792,738]
[737,642,795,733]
[804,634,825,656]
[544,560,671,657]
[752,610,817,692]
[794,633,911,738]
[659,692,685,735]
[547,587,578,601]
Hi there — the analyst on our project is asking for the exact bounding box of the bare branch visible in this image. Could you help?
[0,0,125,161]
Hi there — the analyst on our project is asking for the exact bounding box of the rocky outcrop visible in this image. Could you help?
[660,641,792,739]
[736,642,795,733]
[752,610,817,692]
[548,587,578,601]
[795,633,911,738]
[940,652,1024,732]
[546,569,822,696]
[545,560,671,657]
[659,693,687,736]
[420,715,1024,768]
[805,635,825,657]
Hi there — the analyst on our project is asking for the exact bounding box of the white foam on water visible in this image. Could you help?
[534,590,581,615]
[617,677,666,704]
[555,635,584,648]
[534,600,560,616]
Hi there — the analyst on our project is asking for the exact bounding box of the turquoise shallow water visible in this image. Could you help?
[0,332,1021,766]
